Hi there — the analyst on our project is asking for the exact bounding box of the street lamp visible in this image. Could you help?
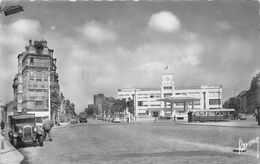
[0,5,23,16]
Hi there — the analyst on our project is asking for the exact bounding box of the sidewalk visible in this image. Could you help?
[52,122,69,129]
[0,132,24,164]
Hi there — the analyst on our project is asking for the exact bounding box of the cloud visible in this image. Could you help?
[215,21,231,30]
[0,19,42,101]
[8,19,41,37]
[137,61,166,73]
[50,26,56,30]
[76,21,116,43]
[148,11,181,33]
[180,43,203,66]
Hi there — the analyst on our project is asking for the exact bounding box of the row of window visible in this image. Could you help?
[163,86,172,90]
[29,74,49,82]
[209,99,221,105]
[119,93,161,99]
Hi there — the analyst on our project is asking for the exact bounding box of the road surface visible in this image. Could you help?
[19,119,260,164]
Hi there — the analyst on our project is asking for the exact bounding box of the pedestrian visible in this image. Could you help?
[1,120,5,134]
[42,116,53,141]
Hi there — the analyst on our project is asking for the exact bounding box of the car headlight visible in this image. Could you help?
[19,129,22,133]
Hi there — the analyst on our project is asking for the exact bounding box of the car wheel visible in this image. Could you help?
[13,138,18,148]
[10,139,14,145]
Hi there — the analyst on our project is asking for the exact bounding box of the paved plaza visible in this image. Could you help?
[16,119,260,164]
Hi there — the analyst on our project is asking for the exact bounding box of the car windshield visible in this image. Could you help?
[15,118,35,126]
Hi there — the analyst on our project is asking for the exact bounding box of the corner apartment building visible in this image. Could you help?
[13,40,59,121]
[118,73,222,117]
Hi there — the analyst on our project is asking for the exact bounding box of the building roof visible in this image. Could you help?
[118,85,221,92]
[157,95,201,103]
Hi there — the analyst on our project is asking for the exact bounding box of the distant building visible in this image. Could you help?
[245,72,260,113]
[13,40,60,122]
[118,73,222,118]
[94,94,106,115]
[93,94,116,116]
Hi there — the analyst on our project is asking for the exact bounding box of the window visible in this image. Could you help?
[164,93,172,97]
[30,57,34,65]
[176,103,184,106]
[209,99,221,105]
[163,86,172,90]
[138,101,143,107]
[194,101,200,105]
[29,74,34,81]
[36,75,42,81]
[44,76,48,81]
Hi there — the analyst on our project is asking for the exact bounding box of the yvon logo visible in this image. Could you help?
[233,136,259,158]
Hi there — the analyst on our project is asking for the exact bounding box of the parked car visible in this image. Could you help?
[79,113,87,123]
[105,116,113,122]
[238,113,247,120]
[70,118,78,124]
[8,114,44,148]
[112,117,122,123]
[96,115,102,120]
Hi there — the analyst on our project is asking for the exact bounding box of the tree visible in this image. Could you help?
[111,99,127,115]
[223,97,240,119]
[126,98,134,114]
[50,83,61,122]
[64,99,71,114]
[86,107,95,117]
[70,103,76,116]
[64,99,77,119]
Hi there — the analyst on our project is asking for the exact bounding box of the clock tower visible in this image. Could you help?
[161,73,175,98]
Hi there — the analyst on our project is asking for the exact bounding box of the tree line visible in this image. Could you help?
[84,98,134,117]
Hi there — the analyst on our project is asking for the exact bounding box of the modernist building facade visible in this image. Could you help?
[118,73,222,117]
[13,40,59,121]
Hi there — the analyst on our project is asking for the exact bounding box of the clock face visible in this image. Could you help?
[164,76,171,82]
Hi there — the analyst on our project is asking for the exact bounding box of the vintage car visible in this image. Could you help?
[8,114,44,148]
[112,117,122,123]
[79,113,88,123]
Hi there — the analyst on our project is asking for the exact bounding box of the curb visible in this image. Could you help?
[52,124,69,130]
[0,134,24,164]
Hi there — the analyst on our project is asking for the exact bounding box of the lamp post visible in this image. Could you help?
[131,88,137,121]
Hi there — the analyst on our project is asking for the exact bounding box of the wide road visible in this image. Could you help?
[19,119,260,164]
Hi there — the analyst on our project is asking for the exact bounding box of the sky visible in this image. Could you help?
[0,0,259,113]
